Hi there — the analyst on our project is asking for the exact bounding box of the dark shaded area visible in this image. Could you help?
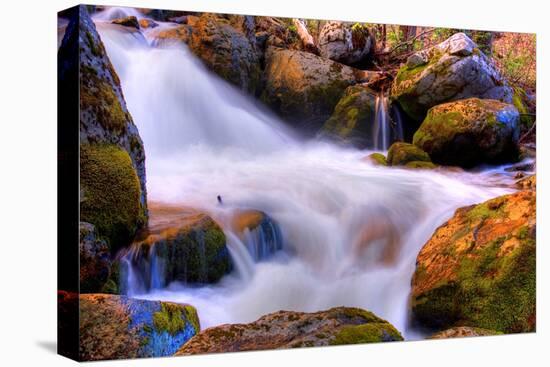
[57,4,81,362]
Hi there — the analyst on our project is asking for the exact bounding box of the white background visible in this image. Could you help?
[0,0,547,365]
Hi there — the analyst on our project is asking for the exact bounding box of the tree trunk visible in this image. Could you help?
[292,18,319,55]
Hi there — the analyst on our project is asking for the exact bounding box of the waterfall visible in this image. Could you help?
[93,12,511,339]
[373,92,404,151]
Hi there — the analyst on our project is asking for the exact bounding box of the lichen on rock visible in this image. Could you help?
[411,190,536,333]
[390,32,513,122]
[80,144,144,253]
[175,307,402,355]
[413,98,520,167]
[319,84,377,147]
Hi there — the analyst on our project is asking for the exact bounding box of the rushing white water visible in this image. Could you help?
[94,13,514,339]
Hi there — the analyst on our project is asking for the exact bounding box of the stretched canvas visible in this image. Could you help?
[57,4,536,361]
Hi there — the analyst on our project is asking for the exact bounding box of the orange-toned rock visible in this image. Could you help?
[516,175,536,191]
[230,209,265,233]
[411,190,536,333]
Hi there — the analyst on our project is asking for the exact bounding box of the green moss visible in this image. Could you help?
[80,64,129,134]
[184,305,201,333]
[85,31,101,57]
[153,303,186,335]
[151,217,230,284]
[405,161,437,169]
[337,307,381,323]
[321,85,376,142]
[367,152,387,166]
[387,142,431,166]
[101,261,120,294]
[80,144,142,252]
[414,231,536,333]
[512,87,534,130]
[330,323,403,345]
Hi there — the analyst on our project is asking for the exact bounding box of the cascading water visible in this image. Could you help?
[93,11,514,339]
[373,92,404,150]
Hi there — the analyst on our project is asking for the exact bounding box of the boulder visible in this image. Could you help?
[111,16,140,30]
[319,84,377,147]
[516,175,536,191]
[176,307,402,354]
[364,152,387,166]
[187,14,261,95]
[59,6,148,246]
[230,209,283,261]
[430,327,501,339]
[411,190,536,333]
[138,18,159,29]
[152,25,191,44]
[124,207,231,288]
[387,142,431,166]
[79,222,111,293]
[413,98,520,167]
[390,32,513,122]
[262,48,366,130]
[318,21,374,66]
[70,293,199,360]
[80,144,144,253]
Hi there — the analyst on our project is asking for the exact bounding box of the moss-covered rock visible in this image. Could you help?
[74,294,199,361]
[80,144,144,252]
[79,222,111,293]
[404,161,437,170]
[390,32,513,122]
[430,326,501,339]
[413,98,520,167]
[387,142,431,166]
[262,48,364,131]
[127,207,231,287]
[512,86,536,133]
[411,190,536,333]
[319,84,377,147]
[187,14,261,95]
[318,21,374,66]
[60,6,148,234]
[364,152,388,166]
[176,307,402,355]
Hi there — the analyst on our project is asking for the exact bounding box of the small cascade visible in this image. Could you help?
[241,216,283,262]
[373,92,404,150]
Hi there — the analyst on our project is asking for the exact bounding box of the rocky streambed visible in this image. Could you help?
[59,5,536,361]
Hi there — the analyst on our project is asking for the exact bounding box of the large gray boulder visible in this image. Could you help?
[318,21,374,65]
[390,32,513,122]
